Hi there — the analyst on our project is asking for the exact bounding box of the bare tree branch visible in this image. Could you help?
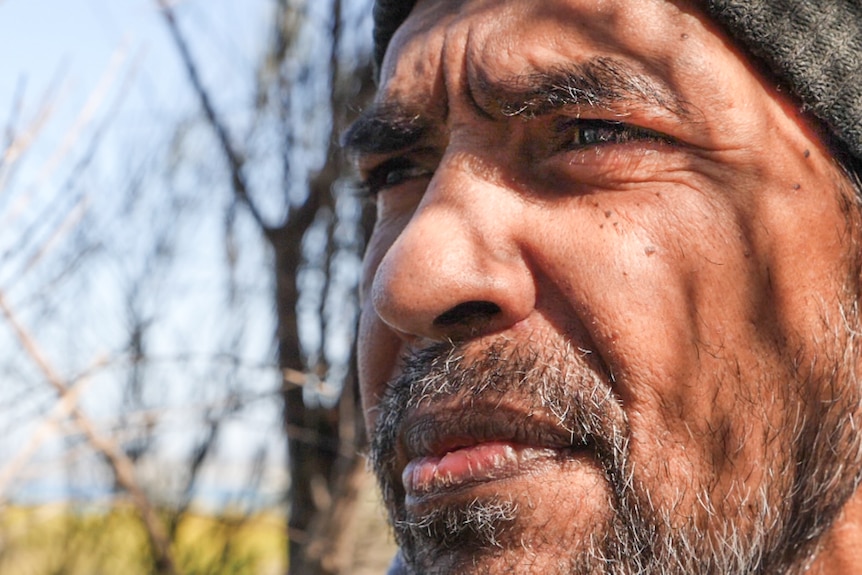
[156,0,270,233]
[0,360,98,500]
[0,291,179,575]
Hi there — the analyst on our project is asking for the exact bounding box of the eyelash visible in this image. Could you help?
[359,157,432,197]
[358,120,672,196]
[555,119,672,150]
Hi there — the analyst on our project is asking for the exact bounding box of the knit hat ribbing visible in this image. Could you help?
[372,0,862,167]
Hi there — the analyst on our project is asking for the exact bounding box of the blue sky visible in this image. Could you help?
[0,0,273,162]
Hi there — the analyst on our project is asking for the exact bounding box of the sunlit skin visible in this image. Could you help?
[346,0,862,573]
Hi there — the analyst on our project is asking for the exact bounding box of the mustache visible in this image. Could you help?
[370,338,634,508]
[367,338,658,570]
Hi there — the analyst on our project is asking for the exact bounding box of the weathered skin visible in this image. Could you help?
[346,0,862,573]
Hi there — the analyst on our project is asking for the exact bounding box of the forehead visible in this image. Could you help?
[377,0,721,108]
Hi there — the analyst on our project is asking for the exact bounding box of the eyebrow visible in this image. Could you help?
[341,103,431,156]
[341,57,687,156]
[479,57,688,119]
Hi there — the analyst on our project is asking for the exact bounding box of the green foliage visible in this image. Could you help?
[0,505,286,575]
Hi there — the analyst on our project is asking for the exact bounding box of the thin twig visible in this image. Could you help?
[0,76,26,176]
[21,194,88,274]
[33,48,127,190]
[0,74,62,193]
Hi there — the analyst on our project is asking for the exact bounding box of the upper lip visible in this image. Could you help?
[399,401,592,463]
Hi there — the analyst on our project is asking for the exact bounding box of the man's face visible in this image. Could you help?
[345,0,862,573]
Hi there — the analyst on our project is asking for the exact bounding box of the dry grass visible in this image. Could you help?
[0,504,286,575]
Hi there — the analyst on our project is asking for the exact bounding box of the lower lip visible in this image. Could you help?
[402,441,561,500]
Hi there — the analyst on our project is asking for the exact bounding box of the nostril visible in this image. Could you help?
[433,301,502,328]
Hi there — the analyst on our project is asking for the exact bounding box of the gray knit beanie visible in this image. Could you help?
[372,0,862,170]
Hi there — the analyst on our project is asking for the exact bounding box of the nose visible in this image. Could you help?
[370,158,535,343]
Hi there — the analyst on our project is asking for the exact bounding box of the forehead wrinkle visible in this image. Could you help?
[455,25,497,122]
[343,49,451,157]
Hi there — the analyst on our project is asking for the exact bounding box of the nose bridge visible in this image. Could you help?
[371,151,535,342]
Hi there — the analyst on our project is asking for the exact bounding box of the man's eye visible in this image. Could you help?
[360,158,432,197]
[557,119,671,150]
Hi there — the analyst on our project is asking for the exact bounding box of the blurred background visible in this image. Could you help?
[0,0,389,573]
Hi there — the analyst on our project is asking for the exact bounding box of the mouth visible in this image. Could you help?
[399,406,593,503]
[402,441,566,500]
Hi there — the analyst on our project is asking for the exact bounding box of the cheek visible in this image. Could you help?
[356,200,419,431]
[357,301,404,432]
[530,188,766,399]
[754,185,857,347]
[529,188,794,488]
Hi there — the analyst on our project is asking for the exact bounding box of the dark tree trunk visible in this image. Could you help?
[161,0,389,571]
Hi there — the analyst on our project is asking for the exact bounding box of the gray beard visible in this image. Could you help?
[370,321,862,575]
